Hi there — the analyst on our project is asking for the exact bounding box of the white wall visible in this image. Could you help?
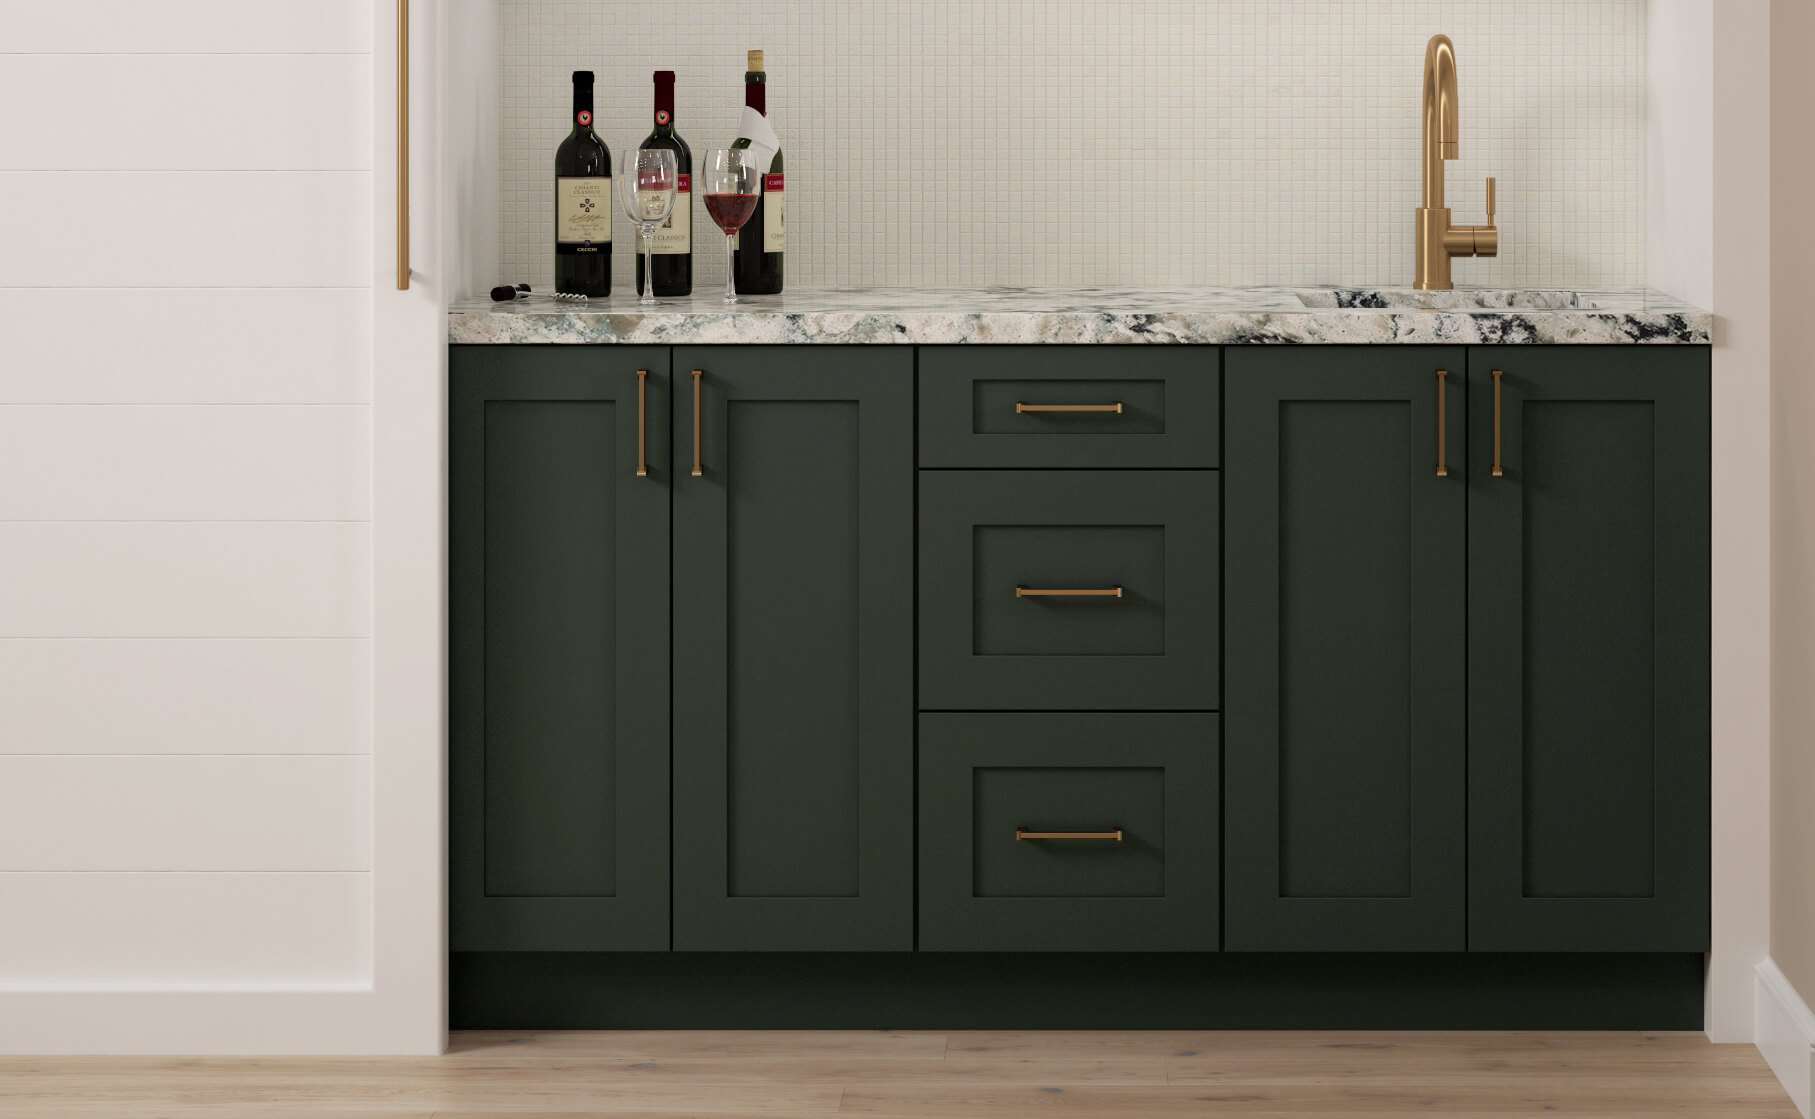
[0,0,374,996]
[1705,0,1775,1045]
[499,0,1648,293]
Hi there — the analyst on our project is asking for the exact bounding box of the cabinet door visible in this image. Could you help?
[1467,348,1710,951]
[672,347,915,950]
[1224,347,1467,951]
[450,346,671,951]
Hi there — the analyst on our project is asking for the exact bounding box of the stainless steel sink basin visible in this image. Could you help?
[1292,288,1596,311]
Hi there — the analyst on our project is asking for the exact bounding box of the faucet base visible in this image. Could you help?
[1414,207,1454,291]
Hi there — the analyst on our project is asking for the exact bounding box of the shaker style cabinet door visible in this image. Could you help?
[450,347,672,951]
[671,347,915,950]
[1467,348,1711,951]
[1223,347,1467,951]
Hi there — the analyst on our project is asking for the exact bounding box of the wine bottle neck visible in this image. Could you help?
[654,73,675,134]
[744,74,766,116]
[572,85,595,133]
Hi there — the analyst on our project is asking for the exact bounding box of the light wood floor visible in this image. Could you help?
[0,1030,1798,1118]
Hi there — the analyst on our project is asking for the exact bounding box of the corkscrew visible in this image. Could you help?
[490,284,592,304]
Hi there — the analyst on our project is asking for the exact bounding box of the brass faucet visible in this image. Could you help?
[1415,34,1498,290]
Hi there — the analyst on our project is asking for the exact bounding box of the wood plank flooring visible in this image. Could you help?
[0,1030,1797,1117]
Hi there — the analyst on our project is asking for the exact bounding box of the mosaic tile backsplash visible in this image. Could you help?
[500,1,1646,291]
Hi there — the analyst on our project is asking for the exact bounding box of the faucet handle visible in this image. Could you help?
[1485,177,1496,224]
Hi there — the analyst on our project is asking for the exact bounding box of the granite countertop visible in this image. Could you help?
[447,286,1711,346]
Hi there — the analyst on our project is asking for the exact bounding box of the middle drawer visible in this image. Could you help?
[919,470,1220,710]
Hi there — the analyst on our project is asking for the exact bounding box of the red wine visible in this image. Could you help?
[732,50,784,295]
[636,70,692,298]
[555,70,611,297]
[705,193,758,234]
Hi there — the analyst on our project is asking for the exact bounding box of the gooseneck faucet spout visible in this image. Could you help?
[1415,34,1497,290]
[1422,35,1458,208]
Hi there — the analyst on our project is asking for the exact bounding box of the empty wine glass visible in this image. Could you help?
[618,148,678,306]
[701,148,763,304]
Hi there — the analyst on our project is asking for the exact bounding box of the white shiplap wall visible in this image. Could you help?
[0,0,373,988]
[500,0,1648,292]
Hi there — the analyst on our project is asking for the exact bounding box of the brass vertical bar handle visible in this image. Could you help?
[691,370,703,477]
[395,0,409,291]
[1016,828,1124,841]
[636,370,649,477]
[1436,369,1448,477]
[1491,369,1503,477]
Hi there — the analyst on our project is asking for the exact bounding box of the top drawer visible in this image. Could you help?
[919,347,1220,468]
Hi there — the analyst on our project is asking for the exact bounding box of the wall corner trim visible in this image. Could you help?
[1757,958,1815,1117]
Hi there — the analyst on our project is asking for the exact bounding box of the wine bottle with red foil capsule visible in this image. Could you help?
[554,70,611,297]
[637,70,692,297]
[731,50,784,295]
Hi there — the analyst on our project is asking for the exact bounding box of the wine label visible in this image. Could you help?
[736,107,781,172]
[763,173,785,252]
[556,176,612,244]
[653,173,691,255]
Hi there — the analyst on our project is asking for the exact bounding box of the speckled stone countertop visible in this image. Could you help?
[447,286,1711,346]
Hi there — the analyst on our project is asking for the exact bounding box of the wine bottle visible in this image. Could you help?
[555,70,611,298]
[732,50,784,295]
[636,70,693,298]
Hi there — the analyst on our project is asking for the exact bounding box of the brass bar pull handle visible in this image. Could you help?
[395,0,409,290]
[1016,585,1124,598]
[690,370,703,477]
[1016,402,1124,414]
[1435,369,1448,477]
[636,370,649,477]
[1017,828,1124,842]
[1491,369,1503,477]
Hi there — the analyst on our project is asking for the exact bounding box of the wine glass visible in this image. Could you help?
[618,148,678,306]
[701,148,763,304]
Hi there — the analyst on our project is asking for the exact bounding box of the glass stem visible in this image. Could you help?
[642,228,656,304]
[724,232,737,303]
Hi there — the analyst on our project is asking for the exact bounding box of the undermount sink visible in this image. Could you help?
[1293,288,1597,311]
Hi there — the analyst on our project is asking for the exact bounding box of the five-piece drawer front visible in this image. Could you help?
[919,347,1220,468]
[919,713,1219,951]
[919,470,1219,710]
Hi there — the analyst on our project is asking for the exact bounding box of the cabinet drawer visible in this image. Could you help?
[919,713,1219,951]
[919,471,1219,710]
[919,347,1219,467]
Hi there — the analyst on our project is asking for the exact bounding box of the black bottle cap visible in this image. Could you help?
[572,70,594,85]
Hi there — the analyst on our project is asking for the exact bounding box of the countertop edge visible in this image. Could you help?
[447,309,1713,346]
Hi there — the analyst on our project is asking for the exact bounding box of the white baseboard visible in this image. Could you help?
[1757,958,1815,1118]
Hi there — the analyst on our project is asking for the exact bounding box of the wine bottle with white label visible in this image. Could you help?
[555,70,611,297]
[732,50,784,295]
[637,70,692,298]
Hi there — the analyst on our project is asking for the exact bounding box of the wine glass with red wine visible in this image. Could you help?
[701,149,763,304]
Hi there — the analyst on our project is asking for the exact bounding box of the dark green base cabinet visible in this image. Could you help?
[452,340,1711,1027]
[452,345,913,954]
[1225,345,1710,954]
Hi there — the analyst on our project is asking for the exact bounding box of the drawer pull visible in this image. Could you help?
[1016,585,1124,598]
[1016,402,1124,414]
[1017,828,1124,841]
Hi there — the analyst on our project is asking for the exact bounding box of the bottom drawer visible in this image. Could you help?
[918,713,1219,951]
